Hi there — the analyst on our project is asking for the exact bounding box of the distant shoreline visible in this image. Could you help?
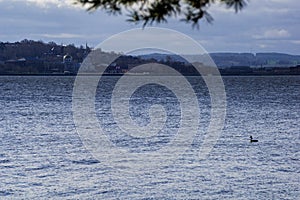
[0,73,299,76]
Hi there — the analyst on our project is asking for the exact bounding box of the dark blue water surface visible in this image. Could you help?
[0,76,299,199]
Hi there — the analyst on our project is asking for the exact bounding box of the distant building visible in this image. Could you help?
[4,58,26,67]
[221,66,253,75]
[229,66,252,72]
[63,54,74,74]
[290,65,300,74]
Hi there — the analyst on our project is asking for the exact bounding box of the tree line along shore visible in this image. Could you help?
[1,40,299,76]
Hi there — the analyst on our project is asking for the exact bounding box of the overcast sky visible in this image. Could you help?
[0,0,299,54]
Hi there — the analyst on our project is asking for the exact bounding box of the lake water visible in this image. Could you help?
[0,76,299,199]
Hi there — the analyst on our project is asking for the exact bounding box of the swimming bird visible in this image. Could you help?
[250,135,258,142]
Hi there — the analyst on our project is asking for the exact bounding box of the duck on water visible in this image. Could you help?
[250,136,258,142]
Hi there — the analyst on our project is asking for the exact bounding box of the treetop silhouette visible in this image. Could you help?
[76,0,248,28]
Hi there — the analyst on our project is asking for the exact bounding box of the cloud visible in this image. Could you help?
[22,0,75,8]
[253,29,291,39]
[33,33,83,39]
[291,40,300,44]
